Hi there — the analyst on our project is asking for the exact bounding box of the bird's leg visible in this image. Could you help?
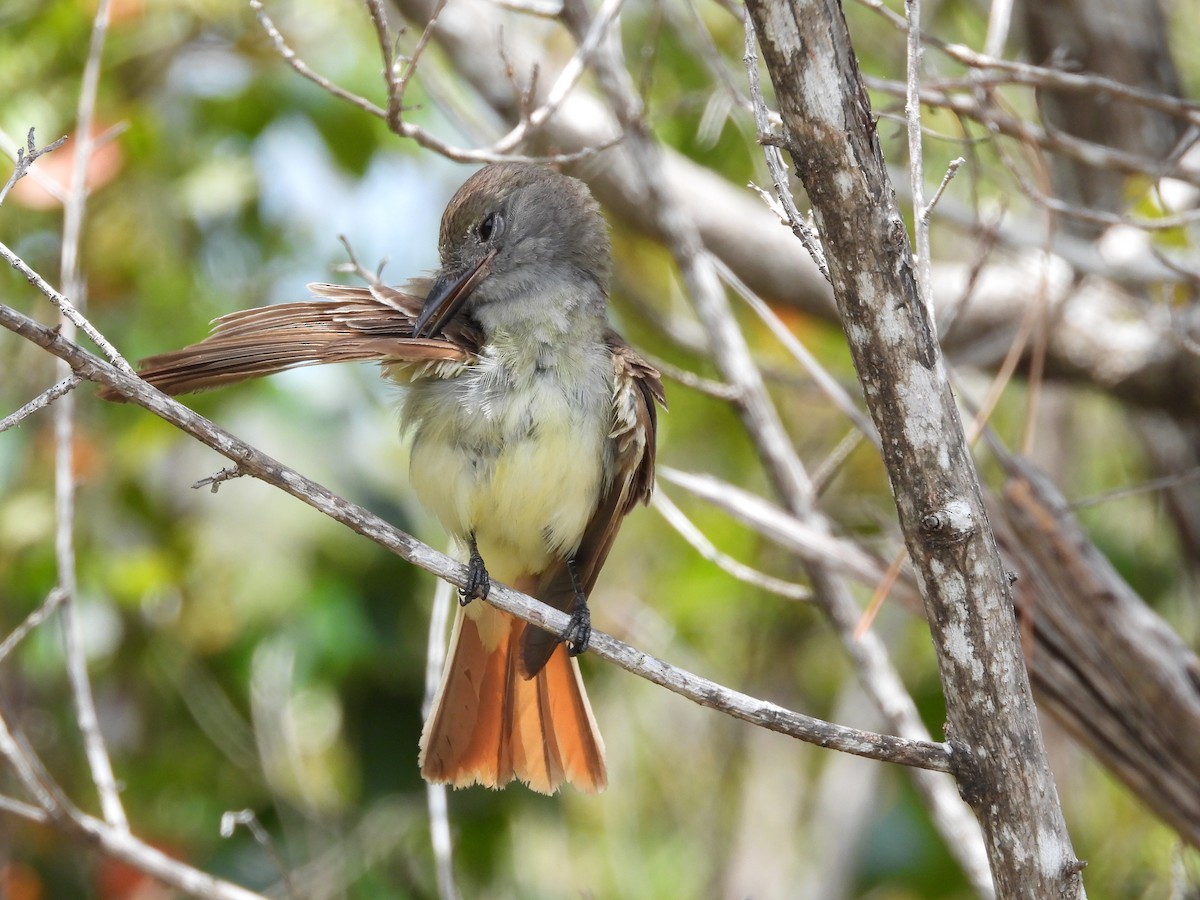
[562,555,591,656]
[460,532,491,606]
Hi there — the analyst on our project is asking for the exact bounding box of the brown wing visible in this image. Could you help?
[101,281,483,399]
[519,331,666,678]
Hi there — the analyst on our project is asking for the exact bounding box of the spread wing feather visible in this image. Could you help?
[103,282,482,399]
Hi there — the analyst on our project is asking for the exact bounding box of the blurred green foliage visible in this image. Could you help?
[2,0,1198,897]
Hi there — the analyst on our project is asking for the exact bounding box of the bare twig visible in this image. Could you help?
[423,577,458,900]
[810,427,866,497]
[490,0,562,15]
[855,0,1200,126]
[0,710,265,900]
[393,0,446,107]
[743,19,829,281]
[982,0,1014,58]
[0,240,132,371]
[250,0,387,119]
[0,376,81,433]
[252,0,611,165]
[221,810,297,899]
[662,0,754,120]
[1070,467,1200,510]
[643,354,740,401]
[335,235,386,286]
[866,75,1200,191]
[0,588,68,665]
[652,492,812,601]
[194,465,249,493]
[658,467,899,591]
[904,0,933,305]
[923,156,964,223]
[853,549,908,640]
[714,255,879,446]
[0,794,50,824]
[490,0,627,153]
[0,129,69,208]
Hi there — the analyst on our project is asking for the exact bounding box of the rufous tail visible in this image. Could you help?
[418,603,606,794]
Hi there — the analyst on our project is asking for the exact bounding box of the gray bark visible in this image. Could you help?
[743,0,1085,896]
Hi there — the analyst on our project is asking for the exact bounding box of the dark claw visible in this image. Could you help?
[563,604,591,656]
[459,535,490,606]
[562,554,590,656]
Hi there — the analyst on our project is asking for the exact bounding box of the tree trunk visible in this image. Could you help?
[745,1,1085,895]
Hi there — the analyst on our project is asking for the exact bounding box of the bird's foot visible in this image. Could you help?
[563,555,591,656]
[459,535,490,606]
[563,603,591,657]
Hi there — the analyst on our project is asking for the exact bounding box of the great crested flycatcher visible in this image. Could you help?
[113,163,665,794]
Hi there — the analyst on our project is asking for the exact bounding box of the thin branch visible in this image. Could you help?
[0,377,81,433]
[366,0,448,131]
[423,577,458,900]
[855,0,1200,126]
[923,156,964,224]
[1070,467,1200,510]
[0,239,132,372]
[0,129,69,208]
[221,810,297,899]
[853,549,908,640]
[713,254,879,446]
[743,18,829,281]
[905,0,932,305]
[334,235,388,285]
[250,0,387,119]
[0,296,952,774]
[56,0,129,836]
[643,354,741,401]
[982,0,1014,59]
[0,710,265,900]
[251,0,612,165]
[0,794,49,825]
[663,0,754,119]
[658,467,900,592]
[0,588,68,665]
[194,465,249,492]
[652,491,813,601]
[425,781,457,900]
[490,0,627,153]
[866,75,1200,191]
[490,0,562,15]
[810,427,867,497]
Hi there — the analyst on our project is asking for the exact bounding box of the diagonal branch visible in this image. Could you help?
[0,709,265,900]
[0,295,951,775]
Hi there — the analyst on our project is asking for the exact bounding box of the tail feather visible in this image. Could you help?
[419,605,606,794]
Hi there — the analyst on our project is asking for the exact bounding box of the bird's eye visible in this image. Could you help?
[477,212,503,243]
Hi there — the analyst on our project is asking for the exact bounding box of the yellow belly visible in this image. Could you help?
[407,362,610,582]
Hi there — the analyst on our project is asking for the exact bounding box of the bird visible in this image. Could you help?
[111,162,665,794]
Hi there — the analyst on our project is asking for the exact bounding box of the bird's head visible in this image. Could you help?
[414,163,612,339]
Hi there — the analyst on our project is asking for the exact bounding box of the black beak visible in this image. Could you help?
[413,250,496,339]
